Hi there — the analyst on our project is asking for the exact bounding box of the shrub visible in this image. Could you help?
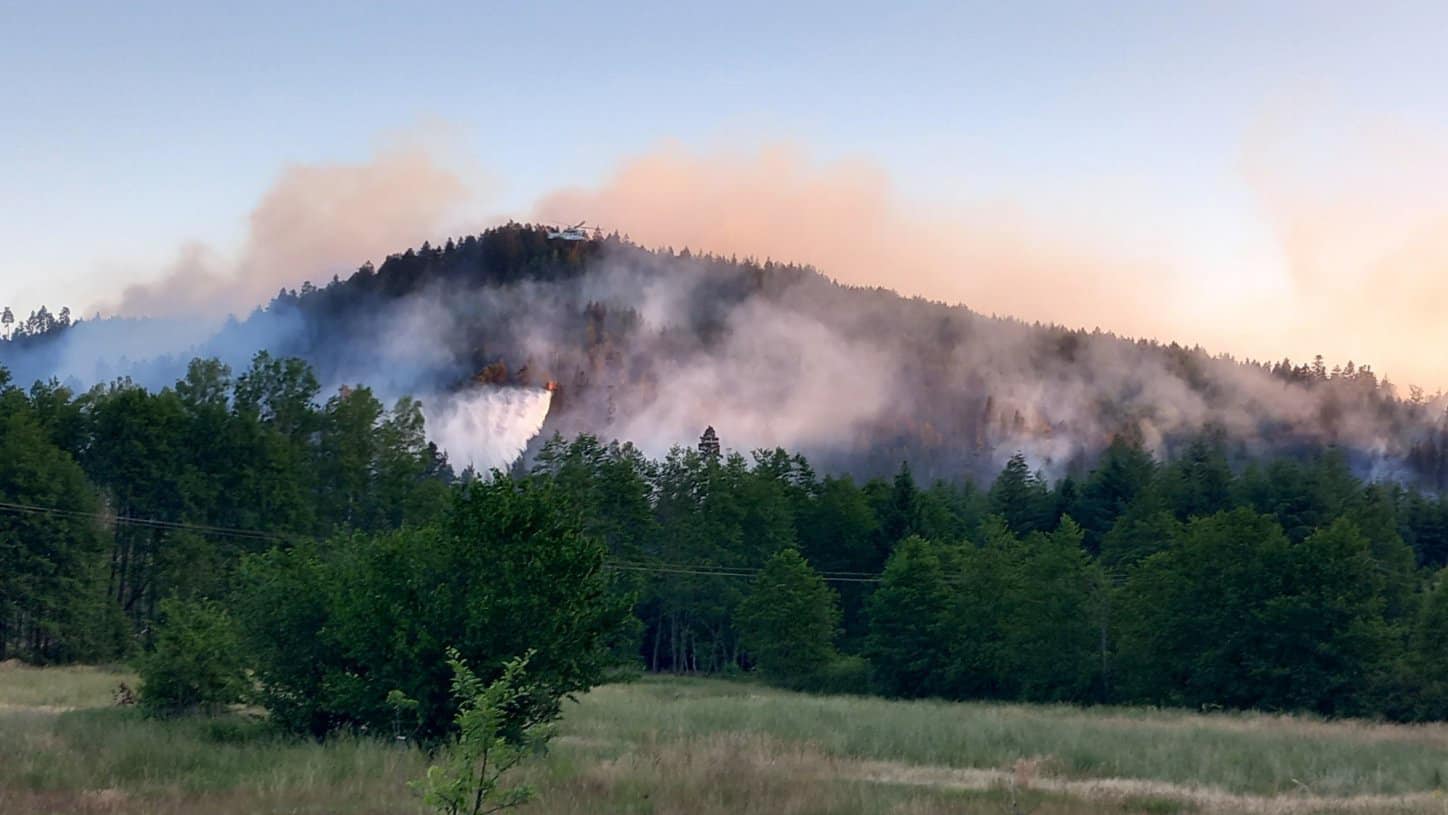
[805,654,873,695]
[413,649,550,815]
[237,476,633,742]
[138,598,247,715]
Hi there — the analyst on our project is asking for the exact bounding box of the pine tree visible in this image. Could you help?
[988,452,1050,536]
[698,426,720,460]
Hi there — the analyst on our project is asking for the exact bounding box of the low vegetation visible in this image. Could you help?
[5,665,1448,814]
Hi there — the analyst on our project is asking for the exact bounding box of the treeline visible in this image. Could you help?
[0,304,73,342]
[0,355,453,661]
[532,430,1448,719]
[6,355,1448,721]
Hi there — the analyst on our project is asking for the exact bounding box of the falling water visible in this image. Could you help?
[424,386,554,474]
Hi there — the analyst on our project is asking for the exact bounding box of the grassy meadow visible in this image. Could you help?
[3,662,1448,814]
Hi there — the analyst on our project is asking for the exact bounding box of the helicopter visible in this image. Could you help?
[545,221,603,241]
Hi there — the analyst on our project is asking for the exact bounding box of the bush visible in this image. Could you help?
[138,598,247,715]
[804,655,874,695]
[236,476,634,742]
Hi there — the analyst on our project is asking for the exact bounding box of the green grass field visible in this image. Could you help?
[4,662,1448,814]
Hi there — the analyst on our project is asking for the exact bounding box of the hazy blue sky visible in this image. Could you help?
[4,1,1447,383]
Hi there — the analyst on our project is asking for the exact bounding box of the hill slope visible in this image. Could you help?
[4,225,1446,484]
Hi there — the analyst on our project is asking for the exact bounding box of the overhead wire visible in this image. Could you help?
[603,561,883,583]
[0,497,904,583]
[0,499,284,542]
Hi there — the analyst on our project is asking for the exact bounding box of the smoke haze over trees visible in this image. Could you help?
[4,224,1447,487]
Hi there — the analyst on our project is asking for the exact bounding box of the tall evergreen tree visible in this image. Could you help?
[988,452,1051,536]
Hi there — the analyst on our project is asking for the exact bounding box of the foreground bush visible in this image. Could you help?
[236,475,633,742]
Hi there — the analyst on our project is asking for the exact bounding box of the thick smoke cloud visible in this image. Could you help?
[536,144,1187,351]
[526,257,904,459]
[538,140,1448,392]
[109,143,470,319]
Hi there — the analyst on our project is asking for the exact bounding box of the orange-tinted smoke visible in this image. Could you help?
[1244,116,1448,391]
[538,139,1448,390]
[535,143,1184,339]
[111,144,470,318]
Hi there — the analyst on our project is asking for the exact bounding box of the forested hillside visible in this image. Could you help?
[5,224,1448,486]
[6,225,1448,724]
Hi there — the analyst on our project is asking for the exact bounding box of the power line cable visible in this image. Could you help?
[0,497,902,583]
[605,557,882,580]
[602,560,883,583]
[0,500,284,542]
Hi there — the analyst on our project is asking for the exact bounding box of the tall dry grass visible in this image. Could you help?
[565,677,1448,797]
[4,667,1448,814]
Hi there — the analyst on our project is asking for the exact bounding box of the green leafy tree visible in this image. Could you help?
[0,387,124,662]
[1114,509,1291,708]
[1345,485,1418,623]
[373,396,451,528]
[316,385,384,529]
[82,383,190,626]
[866,536,952,697]
[936,518,1016,699]
[797,474,881,644]
[736,547,840,683]
[1099,499,1180,576]
[233,351,320,440]
[1158,435,1234,521]
[1073,436,1156,552]
[1001,519,1101,702]
[1410,572,1448,719]
[878,461,919,546]
[1251,519,1393,714]
[238,475,632,741]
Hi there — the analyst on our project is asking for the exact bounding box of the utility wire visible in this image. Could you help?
[604,557,881,580]
[0,497,902,583]
[0,500,284,542]
[603,560,883,584]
